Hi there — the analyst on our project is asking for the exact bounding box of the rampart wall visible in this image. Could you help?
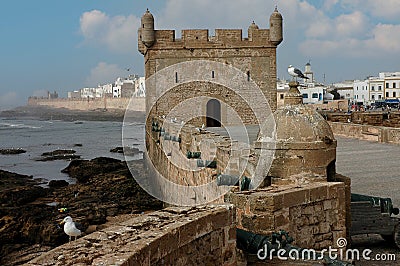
[27,205,237,266]
[329,121,400,144]
[27,97,145,112]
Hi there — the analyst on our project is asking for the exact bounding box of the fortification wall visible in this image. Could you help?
[27,205,236,265]
[27,97,145,112]
[226,181,347,250]
[329,121,400,144]
[146,118,246,205]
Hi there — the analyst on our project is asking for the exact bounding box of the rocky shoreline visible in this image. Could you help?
[0,157,162,265]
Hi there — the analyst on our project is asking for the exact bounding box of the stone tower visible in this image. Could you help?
[138,8,283,127]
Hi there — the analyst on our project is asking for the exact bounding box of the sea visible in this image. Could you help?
[0,118,145,184]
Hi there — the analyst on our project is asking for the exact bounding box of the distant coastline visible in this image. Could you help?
[0,105,145,122]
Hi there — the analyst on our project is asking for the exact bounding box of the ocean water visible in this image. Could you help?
[0,118,144,184]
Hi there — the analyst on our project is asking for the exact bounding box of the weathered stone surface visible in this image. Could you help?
[26,205,236,266]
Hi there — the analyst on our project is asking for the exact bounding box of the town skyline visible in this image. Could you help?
[1,0,399,110]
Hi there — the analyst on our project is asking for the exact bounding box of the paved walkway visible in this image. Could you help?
[336,136,400,207]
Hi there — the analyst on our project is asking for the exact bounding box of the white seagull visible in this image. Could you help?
[60,216,82,242]
[288,65,309,80]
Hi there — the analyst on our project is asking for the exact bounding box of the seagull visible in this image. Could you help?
[60,216,82,242]
[288,65,309,80]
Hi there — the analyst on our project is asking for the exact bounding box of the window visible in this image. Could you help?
[379,85,382,91]
[280,94,284,99]
[386,83,389,88]
[394,83,397,88]
[302,93,308,99]
[379,95,382,99]
[371,86,375,91]
[247,71,250,82]
[372,95,375,100]
[175,72,178,83]
[312,93,318,98]
[386,92,389,97]
[394,92,397,97]
[212,71,215,78]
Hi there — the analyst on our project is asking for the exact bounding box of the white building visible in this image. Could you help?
[368,76,384,102]
[353,80,369,105]
[300,84,325,104]
[134,77,146,97]
[381,72,400,104]
[332,81,353,101]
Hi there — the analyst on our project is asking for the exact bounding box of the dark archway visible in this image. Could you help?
[206,99,221,127]
[327,160,336,181]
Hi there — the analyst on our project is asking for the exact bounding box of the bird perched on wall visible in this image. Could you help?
[60,216,83,242]
[288,65,309,80]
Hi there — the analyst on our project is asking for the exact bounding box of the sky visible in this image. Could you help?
[1,0,399,110]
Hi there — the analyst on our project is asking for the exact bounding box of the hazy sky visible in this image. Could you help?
[1,0,399,110]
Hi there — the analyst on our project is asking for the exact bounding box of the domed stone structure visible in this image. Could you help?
[257,81,336,184]
[269,6,283,46]
[139,9,155,47]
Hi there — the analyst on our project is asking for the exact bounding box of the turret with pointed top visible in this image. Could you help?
[269,6,283,46]
[139,9,155,48]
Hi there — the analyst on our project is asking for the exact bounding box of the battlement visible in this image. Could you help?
[139,28,273,53]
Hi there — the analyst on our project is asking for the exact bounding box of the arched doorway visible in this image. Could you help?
[206,99,221,127]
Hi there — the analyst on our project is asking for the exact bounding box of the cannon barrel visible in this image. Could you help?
[216,175,251,190]
[237,228,352,265]
[351,193,399,215]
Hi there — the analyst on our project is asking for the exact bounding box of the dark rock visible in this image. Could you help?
[41,149,76,156]
[48,180,69,188]
[0,148,26,155]
[110,146,124,153]
[61,157,124,183]
[0,158,162,265]
[74,143,83,147]
[35,154,80,161]
[36,149,80,161]
[110,146,142,156]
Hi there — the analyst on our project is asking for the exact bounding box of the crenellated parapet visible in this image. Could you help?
[139,28,279,54]
[138,8,283,55]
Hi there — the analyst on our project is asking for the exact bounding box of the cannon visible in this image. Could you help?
[350,193,400,248]
[237,228,352,265]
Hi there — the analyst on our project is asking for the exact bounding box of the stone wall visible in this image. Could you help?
[328,121,400,144]
[27,205,237,266]
[323,111,400,127]
[27,97,145,112]
[226,182,347,250]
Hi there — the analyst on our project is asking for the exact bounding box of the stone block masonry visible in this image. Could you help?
[226,182,347,250]
[27,205,237,266]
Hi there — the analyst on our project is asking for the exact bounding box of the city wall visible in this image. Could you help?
[27,205,237,266]
[329,121,400,144]
[27,97,145,112]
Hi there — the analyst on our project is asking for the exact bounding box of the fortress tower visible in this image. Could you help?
[138,8,283,127]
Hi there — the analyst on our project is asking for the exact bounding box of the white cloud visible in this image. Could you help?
[366,24,400,53]
[85,62,126,86]
[334,11,369,37]
[340,0,400,20]
[79,10,140,54]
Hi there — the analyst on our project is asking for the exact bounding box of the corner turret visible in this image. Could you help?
[139,9,155,48]
[269,6,283,46]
